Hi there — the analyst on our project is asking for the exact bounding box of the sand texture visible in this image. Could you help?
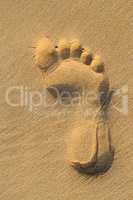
[0,0,133,200]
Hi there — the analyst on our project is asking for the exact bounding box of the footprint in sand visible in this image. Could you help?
[33,37,115,175]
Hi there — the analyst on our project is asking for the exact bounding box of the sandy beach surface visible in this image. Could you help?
[0,0,133,199]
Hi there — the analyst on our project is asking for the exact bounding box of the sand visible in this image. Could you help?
[0,0,133,199]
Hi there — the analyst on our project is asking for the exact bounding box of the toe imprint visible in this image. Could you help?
[33,37,104,74]
[70,39,82,58]
[34,37,58,71]
[58,39,70,59]
[91,55,105,73]
[80,48,93,65]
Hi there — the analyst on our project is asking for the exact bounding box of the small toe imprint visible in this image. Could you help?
[80,48,93,65]
[91,55,105,73]
[58,39,70,59]
[70,39,82,58]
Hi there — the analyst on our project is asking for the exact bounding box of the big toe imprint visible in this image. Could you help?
[33,37,114,175]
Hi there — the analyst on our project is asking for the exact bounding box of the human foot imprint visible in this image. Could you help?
[33,37,114,174]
